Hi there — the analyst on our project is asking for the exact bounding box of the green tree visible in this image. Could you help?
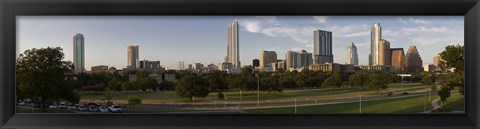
[217,92,225,100]
[367,74,388,94]
[121,82,134,91]
[138,77,158,90]
[437,85,451,101]
[16,47,78,108]
[439,44,464,73]
[107,76,122,91]
[439,44,464,95]
[127,96,142,112]
[322,71,342,90]
[421,73,436,86]
[175,75,210,102]
[103,88,114,106]
[348,72,369,90]
[160,81,175,91]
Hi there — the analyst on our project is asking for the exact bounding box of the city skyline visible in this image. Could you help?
[17,16,463,70]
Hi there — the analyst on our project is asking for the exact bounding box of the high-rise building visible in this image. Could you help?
[370,23,382,65]
[424,64,436,72]
[277,60,287,71]
[252,59,260,68]
[433,53,442,67]
[378,39,391,65]
[345,42,358,65]
[139,59,160,69]
[127,45,139,68]
[260,51,277,69]
[179,61,185,70]
[188,64,193,70]
[194,63,204,70]
[390,48,405,72]
[313,30,333,64]
[286,50,313,70]
[405,46,423,73]
[73,33,85,73]
[226,19,240,72]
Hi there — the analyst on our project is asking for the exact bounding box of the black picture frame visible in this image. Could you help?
[1,0,479,128]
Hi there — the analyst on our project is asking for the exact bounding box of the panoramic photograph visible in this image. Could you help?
[16,16,464,114]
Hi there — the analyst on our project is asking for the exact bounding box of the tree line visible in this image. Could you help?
[15,44,464,107]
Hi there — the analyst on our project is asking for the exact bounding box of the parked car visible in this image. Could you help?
[86,103,98,107]
[109,105,122,113]
[17,101,27,106]
[74,104,80,111]
[58,103,67,109]
[99,106,109,113]
[89,105,99,112]
[402,92,409,95]
[49,103,58,109]
[29,103,40,108]
[78,105,88,112]
[385,91,393,96]
[67,104,76,110]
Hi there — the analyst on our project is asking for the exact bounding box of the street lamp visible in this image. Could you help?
[256,73,260,107]
[359,95,362,113]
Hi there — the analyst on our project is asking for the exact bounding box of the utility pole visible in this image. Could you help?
[257,74,260,107]
[359,95,362,113]
[295,98,297,114]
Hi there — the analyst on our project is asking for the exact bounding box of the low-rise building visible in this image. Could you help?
[148,74,162,84]
[91,65,109,73]
[164,73,176,82]
[423,64,436,72]
[356,65,397,73]
[129,74,136,83]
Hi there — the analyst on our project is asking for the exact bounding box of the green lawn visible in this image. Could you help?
[80,83,430,104]
[243,93,464,114]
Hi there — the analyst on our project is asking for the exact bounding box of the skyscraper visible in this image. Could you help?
[370,23,382,65]
[405,46,423,73]
[433,53,442,67]
[345,42,358,65]
[260,51,277,69]
[252,59,260,68]
[286,50,313,69]
[226,19,240,72]
[313,30,333,64]
[378,39,391,65]
[390,48,405,72]
[179,61,185,70]
[73,33,85,73]
[127,45,139,68]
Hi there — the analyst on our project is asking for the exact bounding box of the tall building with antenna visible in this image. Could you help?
[226,18,240,73]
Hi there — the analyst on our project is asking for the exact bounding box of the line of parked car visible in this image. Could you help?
[48,102,122,113]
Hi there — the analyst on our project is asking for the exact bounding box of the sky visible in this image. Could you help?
[17,16,464,70]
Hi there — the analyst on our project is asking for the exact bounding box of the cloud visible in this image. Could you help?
[409,17,429,24]
[242,20,261,33]
[313,16,329,23]
[338,31,369,38]
[261,27,316,44]
[401,26,448,33]
[264,46,288,52]
[398,18,408,24]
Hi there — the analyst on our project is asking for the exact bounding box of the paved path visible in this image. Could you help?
[424,98,441,113]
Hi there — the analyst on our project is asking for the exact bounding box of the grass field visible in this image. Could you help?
[79,83,431,104]
[243,92,464,114]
